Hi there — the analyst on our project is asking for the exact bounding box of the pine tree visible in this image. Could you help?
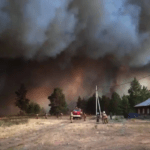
[120,95,130,118]
[48,88,68,115]
[86,94,96,115]
[81,97,87,113]
[77,96,82,108]
[109,92,122,115]
[101,95,110,115]
[140,86,150,102]
[128,78,142,111]
[15,84,30,113]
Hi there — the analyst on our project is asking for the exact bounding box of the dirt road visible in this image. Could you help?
[0,116,150,150]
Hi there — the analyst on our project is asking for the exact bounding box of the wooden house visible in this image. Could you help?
[134,98,150,115]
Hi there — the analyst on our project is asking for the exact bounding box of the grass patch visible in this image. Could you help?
[0,117,28,127]
[130,118,136,122]
[114,117,123,122]
[115,117,119,120]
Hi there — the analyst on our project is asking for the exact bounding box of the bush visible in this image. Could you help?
[27,102,41,114]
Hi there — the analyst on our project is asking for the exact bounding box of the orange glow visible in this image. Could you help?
[27,86,51,110]
[63,68,85,101]
[25,68,85,110]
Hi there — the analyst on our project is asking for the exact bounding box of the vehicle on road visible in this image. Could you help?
[73,108,83,119]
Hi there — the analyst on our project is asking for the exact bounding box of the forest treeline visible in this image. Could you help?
[76,78,150,118]
[15,78,150,118]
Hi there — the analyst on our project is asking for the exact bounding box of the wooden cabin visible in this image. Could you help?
[134,98,150,115]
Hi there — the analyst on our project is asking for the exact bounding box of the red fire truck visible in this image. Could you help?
[73,108,83,119]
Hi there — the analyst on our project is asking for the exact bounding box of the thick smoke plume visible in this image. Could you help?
[0,0,149,63]
[0,0,150,115]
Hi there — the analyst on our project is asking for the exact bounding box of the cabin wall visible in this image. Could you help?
[136,106,150,115]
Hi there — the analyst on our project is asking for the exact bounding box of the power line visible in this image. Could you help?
[100,74,150,88]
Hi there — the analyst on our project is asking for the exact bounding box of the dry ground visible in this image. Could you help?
[0,116,150,150]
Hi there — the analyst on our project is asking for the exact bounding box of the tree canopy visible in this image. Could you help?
[101,95,110,115]
[15,84,30,113]
[26,102,41,114]
[86,94,96,115]
[76,96,87,113]
[128,78,142,109]
[48,88,68,115]
[120,95,130,118]
[109,92,122,115]
[77,96,82,108]
[128,77,150,112]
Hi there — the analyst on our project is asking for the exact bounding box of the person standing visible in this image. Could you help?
[102,111,108,124]
[60,113,63,119]
[83,113,86,121]
[70,111,73,123]
[36,114,39,119]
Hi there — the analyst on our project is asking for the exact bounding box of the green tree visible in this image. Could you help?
[77,96,82,108]
[128,78,142,110]
[26,102,34,114]
[101,95,111,115]
[86,94,96,115]
[48,88,68,115]
[27,102,41,114]
[109,92,122,115]
[80,98,87,113]
[34,103,41,114]
[76,96,87,113]
[140,86,150,102]
[15,84,30,113]
[128,78,150,112]
[120,95,130,118]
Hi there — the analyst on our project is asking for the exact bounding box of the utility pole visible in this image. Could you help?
[96,86,102,122]
[98,97,101,116]
[96,85,97,116]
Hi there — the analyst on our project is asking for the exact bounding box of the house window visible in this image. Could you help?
[143,108,145,114]
[147,108,149,114]
[138,109,140,114]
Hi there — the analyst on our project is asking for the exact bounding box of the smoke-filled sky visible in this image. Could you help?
[1,0,150,115]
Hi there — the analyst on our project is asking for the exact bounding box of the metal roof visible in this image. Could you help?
[134,98,150,107]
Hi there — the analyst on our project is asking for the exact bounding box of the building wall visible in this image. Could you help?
[136,106,150,115]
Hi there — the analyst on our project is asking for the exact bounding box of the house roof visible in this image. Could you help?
[134,98,150,107]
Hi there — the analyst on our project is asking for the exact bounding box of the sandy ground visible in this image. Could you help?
[0,116,150,150]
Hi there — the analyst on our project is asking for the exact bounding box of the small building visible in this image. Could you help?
[134,98,150,115]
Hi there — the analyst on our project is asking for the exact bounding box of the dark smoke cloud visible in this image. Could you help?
[0,0,148,63]
[127,0,150,33]
[124,0,150,66]
[1,0,150,115]
[0,0,77,59]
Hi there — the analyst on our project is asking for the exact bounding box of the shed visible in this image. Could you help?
[134,98,150,115]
